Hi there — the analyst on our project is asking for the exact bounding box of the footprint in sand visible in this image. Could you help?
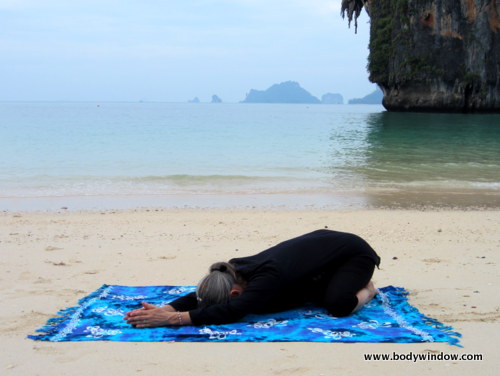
[34,277,52,284]
[422,258,442,263]
[44,260,68,266]
[45,246,63,251]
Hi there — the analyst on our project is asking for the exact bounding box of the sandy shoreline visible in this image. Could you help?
[1,188,499,212]
[1,208,498,375]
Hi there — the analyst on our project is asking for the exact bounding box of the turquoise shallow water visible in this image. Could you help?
[0,102,498,209]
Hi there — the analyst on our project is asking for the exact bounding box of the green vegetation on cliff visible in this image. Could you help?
[348,0,500,112]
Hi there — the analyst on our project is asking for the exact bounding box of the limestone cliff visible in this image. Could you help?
[343,0,500,112]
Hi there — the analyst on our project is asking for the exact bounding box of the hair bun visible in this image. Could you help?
[208,262,237,279]
[211,264,227,273]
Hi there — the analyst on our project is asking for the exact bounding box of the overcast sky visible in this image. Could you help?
[1,0,375,102]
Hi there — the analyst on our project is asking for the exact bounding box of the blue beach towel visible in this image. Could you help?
[28,285,461,345]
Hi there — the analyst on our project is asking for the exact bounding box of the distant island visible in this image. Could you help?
[211,95,222,103]
[187,82,383,105]
[321,93,343,104]
[241,81,321,104]
[348,87,383,104]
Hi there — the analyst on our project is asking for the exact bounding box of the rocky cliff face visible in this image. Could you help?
[364,0,500,112]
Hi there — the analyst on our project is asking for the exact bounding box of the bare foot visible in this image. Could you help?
[366,280,378,299]
[353,281,378,313]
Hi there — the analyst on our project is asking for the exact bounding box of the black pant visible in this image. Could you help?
[314,256,376,317]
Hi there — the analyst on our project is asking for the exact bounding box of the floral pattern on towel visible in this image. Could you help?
[28,285,461,345]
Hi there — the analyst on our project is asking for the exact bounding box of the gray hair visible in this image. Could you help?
[196,262,238,308]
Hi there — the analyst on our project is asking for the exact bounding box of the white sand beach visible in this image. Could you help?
[0,209,498,375]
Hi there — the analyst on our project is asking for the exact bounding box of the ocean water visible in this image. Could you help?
[0,102,499,210]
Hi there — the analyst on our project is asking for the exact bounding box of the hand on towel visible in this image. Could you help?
[124,302,191,328]
[126,302,167,317]
[125,302,168,327]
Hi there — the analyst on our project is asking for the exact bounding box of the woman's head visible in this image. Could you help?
[196,262,243,308]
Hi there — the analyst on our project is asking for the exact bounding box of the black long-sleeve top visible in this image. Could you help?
[169,229,380,325]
